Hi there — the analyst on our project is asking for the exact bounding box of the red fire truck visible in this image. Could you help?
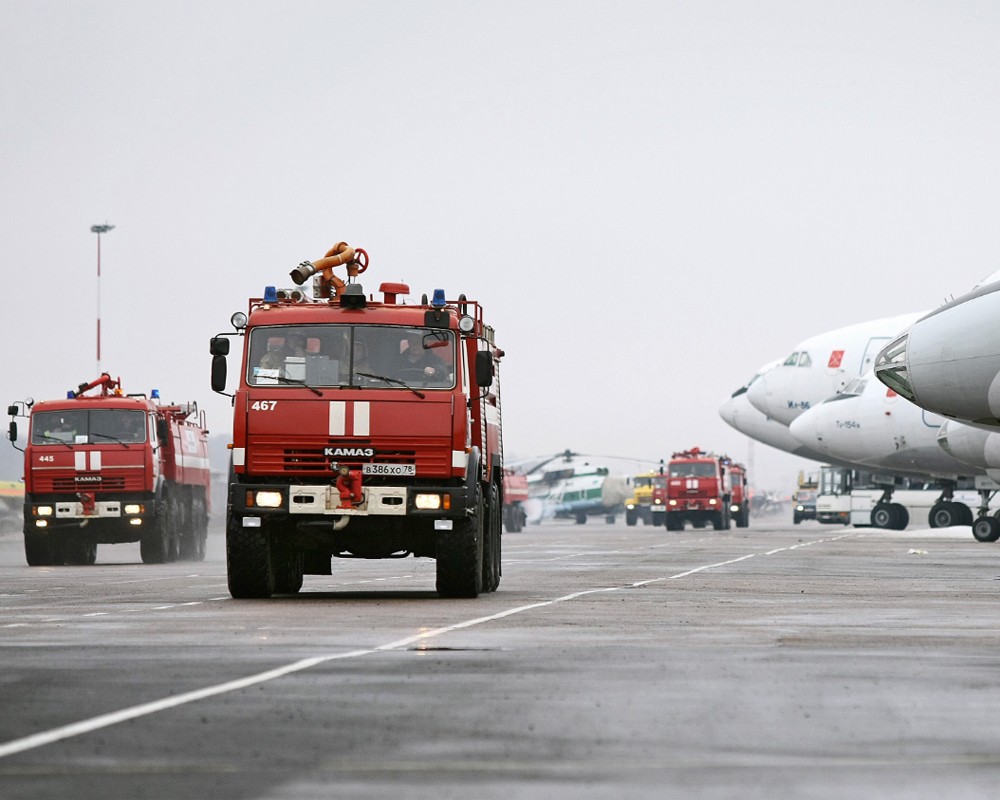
[502,468,528,532]
[7,374,211,565]
[651,447,750,531]
[210,241,505,598]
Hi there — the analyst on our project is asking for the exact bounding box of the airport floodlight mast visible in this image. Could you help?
[90,223,114,375]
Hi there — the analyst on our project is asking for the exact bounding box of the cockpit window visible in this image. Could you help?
[782,352,799,367]
[798,351,812,367]
[669,462,717,478]
[31,409,147,445]
[247,325,456,390]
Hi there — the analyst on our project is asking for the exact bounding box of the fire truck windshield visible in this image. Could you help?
[31,409,147,445]
[247,325,456,389]
[669,462,718,478]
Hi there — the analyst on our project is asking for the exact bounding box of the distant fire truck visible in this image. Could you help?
[7,374,211,565]
[651,447,749,531]
[211,241,505,598]
[502,468,528,532]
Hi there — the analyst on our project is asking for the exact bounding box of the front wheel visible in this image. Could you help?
[437,484,483,598]
[227,515,275,598]
[140,502,170,564]
[481,482,501,593]
[24,532,57,566]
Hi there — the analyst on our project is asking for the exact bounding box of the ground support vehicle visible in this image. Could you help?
[652,448,749,531]
[624,471,666,526]
[816,465,990,533]
[7,374,211,565]
[793,471,818,524]
[211,242,505,598]
[502,468,528,532]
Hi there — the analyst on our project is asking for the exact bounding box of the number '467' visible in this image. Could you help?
[251,400,277,411]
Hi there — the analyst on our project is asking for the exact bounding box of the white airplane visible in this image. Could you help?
[874,270,1000,430]
[719,360,862,466]
[725,311,1000,540]
[787,371,992,533]
[745,312,924,427]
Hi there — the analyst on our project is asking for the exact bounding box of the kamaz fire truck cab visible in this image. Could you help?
[211,242,505,599]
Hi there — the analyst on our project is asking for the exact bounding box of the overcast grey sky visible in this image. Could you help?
[3,1,999,489]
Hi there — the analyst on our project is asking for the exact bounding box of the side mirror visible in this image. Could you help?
[210,336,230,356]
[211,356,228,393]
[475,351,494,388]
[8,420,17,442]
[156,419,169,440]
[7,405,17,416]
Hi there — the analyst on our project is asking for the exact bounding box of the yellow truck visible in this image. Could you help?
[624,471,666,526]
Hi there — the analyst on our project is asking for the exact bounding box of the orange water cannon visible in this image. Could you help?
[71,373,122,398]
[289,241,369,299]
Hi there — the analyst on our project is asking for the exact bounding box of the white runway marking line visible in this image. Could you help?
[0,532,848,760]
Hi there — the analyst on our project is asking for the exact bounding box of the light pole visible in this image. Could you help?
[90,223,114,375]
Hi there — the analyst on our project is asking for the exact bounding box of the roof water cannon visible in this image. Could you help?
[71,373,122,398]
[289,241,369,300]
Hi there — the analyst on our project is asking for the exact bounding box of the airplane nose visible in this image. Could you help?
[719,393,741,426]
[788,410,822,450]
[745,373,771,417]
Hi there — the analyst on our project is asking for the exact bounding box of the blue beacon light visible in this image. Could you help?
[151,389,160,400]
[264,286,278,303]
[431,289,446,308]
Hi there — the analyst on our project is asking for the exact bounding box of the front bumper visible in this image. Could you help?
[231,482,470,522]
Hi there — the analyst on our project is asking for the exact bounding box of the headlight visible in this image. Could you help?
[35,506,53,516]
[458,315,475,333]
[730,504,739,512]
[709,498,717,505]
[414,493,443,510]
[124,503,143,515]
[231,312,248,330]
[253,491,283,508]
[668,499,677,506]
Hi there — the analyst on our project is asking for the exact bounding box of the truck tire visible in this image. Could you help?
[625,508,637,526]
[24,532,57,566]
[141,502,170,564]
[227,514,275,599]
[437,483,483,598]
[179,496,208,561]
[272,548,304,594]
[64,539,97,565]
[481,482,501,593]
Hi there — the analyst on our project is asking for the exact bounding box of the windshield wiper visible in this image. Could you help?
[36,434,74,449]
[272,375,324,396]
[91,432,131,448]
[356,372,425,399]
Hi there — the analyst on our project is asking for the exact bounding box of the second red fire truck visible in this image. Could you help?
[8,374,211,565]
[210,241,506,598]
[651,447,750,531]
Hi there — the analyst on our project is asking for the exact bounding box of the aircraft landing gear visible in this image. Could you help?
[971,489,1000,542]
[928,481,973,528]
[870,484,909,530]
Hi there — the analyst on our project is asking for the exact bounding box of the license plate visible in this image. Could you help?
[362,463,416,476]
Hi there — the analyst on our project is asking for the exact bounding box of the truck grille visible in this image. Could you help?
[247,438,451,476]
[48,475,129,492]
